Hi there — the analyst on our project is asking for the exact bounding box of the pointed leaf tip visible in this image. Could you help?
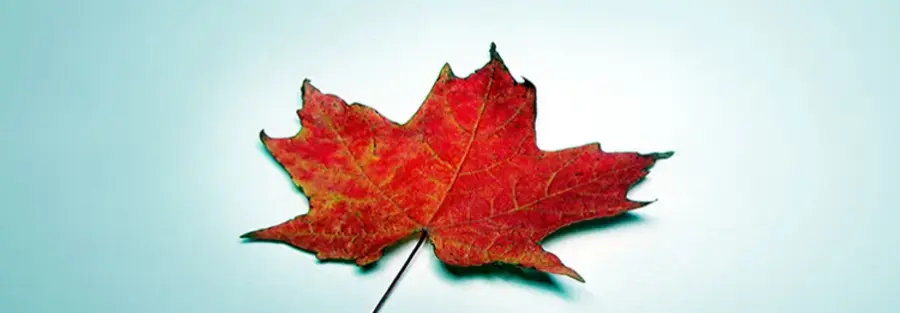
[650,151,675,160]
[438,62,454,80]
[561,267,585,282]
[633,199,658,208]
[489,42,503,62]
[570,272,585,283]
[521,77,535,89]
[301,79,318,96]
[239,230,257,239]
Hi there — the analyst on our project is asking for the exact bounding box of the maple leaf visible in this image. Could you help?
[242,43,672,283]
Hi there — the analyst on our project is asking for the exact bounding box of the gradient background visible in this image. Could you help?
[2,1,898,312]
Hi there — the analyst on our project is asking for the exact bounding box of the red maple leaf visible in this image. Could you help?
[243,43,672,286]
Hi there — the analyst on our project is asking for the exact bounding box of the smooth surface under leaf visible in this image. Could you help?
[242,43,672,282]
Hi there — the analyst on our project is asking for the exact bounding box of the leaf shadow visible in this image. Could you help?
[542,212,644,245]
[437,261,568,296]
[435,212,645,298]
[241,234,421,274]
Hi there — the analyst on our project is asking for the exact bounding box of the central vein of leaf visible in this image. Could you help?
[425,68,496,229]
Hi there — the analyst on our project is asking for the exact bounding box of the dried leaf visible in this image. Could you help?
[243,43,672,282]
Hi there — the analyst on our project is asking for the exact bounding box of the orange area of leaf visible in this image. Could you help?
[242,43,673,282]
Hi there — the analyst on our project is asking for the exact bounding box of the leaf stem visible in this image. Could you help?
[371,231,427,313]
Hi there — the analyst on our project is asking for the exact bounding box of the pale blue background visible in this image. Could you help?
[1,1,898,312]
